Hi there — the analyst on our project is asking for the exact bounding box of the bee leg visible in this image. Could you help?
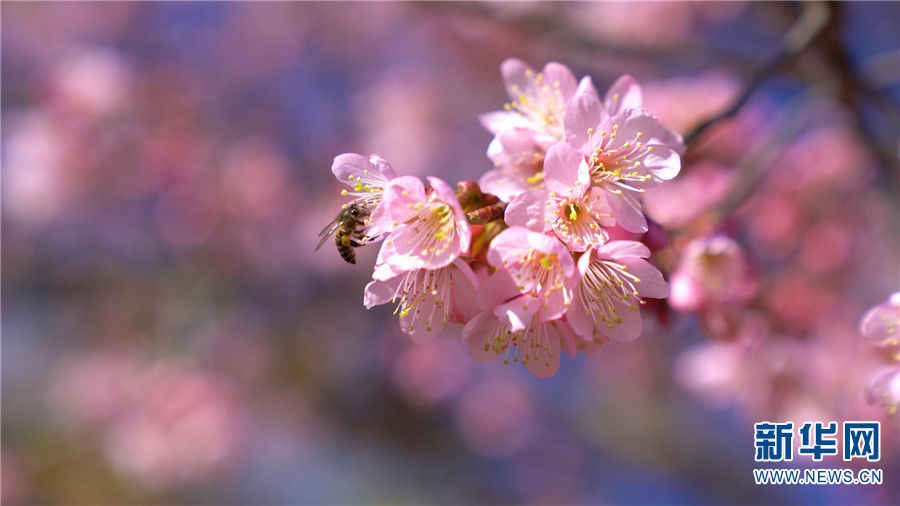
[341,235,352,247]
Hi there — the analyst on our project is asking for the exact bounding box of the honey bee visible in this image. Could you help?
[315,203,371,264]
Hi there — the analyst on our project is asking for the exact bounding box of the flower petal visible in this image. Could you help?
[640,144,681,182]
[486,226,531,267]
[451,259,482,322]
[380,175,426,224]
[478,167,528,203]
[620,257,668,299]
[604,75,642,116]
[477,269,523,310]
[479,111,531,134]
[598,299,643,341]
[608,191,648,233]
[565,294,595,341]
[494,295,541,332]
[464,311,504,363]
[575,75,599,99]
[501,58,533,102]
[564,93,606,153]
[505,189,550,233]
[363,276,401,309]
[541,61,578,102]
[544,141,588,194]
[597,240,651,259]
[331,153,373,184]
[368,153,396,179]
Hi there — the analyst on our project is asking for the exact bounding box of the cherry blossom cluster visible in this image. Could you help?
[328,59,683,377]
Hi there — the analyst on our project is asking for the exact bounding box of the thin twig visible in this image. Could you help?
[684,2,833,147]
[819,2,900,177]
[713,89,833,220]
[421,2,766,70]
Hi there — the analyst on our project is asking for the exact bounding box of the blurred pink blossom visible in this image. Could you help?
[859,291,900,358]
[642,70,741,135]
[668,235,755,313]
[567,3,746,48]
[391,332,471,406]
[642,161,733,229]
[865,366,900,417]
[453,376,536,456]
[3,113,69,226]
[52,47,134,115]
[48,351,245,492]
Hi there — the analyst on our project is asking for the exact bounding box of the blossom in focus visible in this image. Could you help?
[481,226,577,321]
[478,59,597,202]
[373,175,470,271]
[340,60,682,377]
[859,292,900,359]
[480,127,550,202]
[567,241,668,342]
[464,295,581,378]
[564,94,681,232]
[479,58,586,141]
[505,142,615,251]
[865,366,900,416]
[364,258,480,342]
[595,74,685,152]
[331,152,397,236]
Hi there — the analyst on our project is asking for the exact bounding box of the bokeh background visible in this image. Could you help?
[2,2,899,504]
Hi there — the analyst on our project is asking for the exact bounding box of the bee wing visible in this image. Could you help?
[315,217,342,251]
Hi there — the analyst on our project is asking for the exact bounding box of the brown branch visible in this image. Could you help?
[684,2,833,147]
[712,91,833,220]
[819,2,900,178]
[421,2,767,70]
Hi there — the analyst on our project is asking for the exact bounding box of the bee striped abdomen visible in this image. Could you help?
[335,227,357,264]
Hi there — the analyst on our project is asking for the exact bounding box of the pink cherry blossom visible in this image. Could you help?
[865,366,900,416]
[372,175,470,271]
[505,142,614,251]
[598,74,686,151]
[478,59,598,202]
[668,235,755,312]
[324,59,686,378]
[479,127,551,201]
[566,241,668,342]
[642,161,733,229]
[331,152,397,236]
[481,226,577,320]
[463,295,581,378]
[479,58,581,142]
[364,258,479,343]
[859,292,900,359]
[564,94,681,232]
